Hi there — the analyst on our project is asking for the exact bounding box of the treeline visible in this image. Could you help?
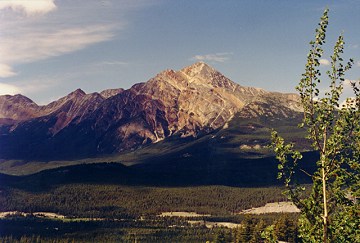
[0,185,290,218]
[216,214,299,242]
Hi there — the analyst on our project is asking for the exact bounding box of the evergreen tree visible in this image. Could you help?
[250,219,265,243]
[261,225,278,243]
[235,219,252,242]
[214,229,227,243]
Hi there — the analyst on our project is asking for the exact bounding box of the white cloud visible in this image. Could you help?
[0,25,116,76]
[191,52,233,63]
[357,61,360,67]
[0,83,21,95]
[0,64,17,78]
[341,79,360,102]
[319,59,331,66]
[0,0,56,16]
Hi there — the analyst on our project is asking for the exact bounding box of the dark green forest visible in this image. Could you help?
[1,185,290,217]
[0,184,301,242]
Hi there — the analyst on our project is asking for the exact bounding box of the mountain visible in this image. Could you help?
[0,62,302,160]
[0,94,39,125]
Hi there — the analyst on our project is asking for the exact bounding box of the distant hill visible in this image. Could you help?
[1,151,318,190]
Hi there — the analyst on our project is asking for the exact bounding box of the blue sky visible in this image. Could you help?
[0,0,360,104]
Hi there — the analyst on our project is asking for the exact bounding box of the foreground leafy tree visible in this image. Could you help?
[270,9,359,242]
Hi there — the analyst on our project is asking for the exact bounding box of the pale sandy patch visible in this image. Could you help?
[0,211,66,219]
[240,202,300,214]
[0,211,26,218]
[33,212,65,219]
[159,211,211,217]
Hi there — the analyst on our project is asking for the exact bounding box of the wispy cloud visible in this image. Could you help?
[1,25,116,66]
[0,0,56,16]
[0,64,17,78]
[319,58,331,66]
[191,52,233,63]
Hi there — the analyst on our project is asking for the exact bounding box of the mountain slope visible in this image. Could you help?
[0,114,316,187]
[39,89,106,134]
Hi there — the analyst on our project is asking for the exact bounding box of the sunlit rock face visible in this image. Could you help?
[100,88,124,99]
[0,94,39,124]
[0,62,302,159]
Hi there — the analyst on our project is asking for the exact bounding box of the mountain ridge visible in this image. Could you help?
[0,62,302,160]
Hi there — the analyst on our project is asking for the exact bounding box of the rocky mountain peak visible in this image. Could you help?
[179,62,239,92]
[1,94,36,105]
[181,61,217,79]
[0,94,39,122]
[42,89,86,113]
[150,62,236,91]
[69,88,86,98]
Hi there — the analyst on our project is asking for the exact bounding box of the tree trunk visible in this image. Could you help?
[321,154,328,243]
